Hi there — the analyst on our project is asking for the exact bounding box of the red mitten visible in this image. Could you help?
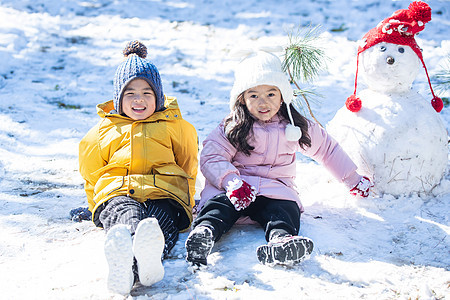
[226,178,257,211]
[350,176,373,197]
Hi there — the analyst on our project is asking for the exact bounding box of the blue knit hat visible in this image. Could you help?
[113,41,165,114]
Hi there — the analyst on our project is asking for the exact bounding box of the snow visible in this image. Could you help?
[0,0,448,299]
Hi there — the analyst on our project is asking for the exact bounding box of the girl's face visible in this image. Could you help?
[242,85,282,122]
[122,78,156,120]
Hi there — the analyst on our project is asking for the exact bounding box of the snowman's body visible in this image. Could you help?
[327,42,448,196]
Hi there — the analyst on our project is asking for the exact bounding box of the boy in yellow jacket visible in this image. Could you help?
[79,41,198,295]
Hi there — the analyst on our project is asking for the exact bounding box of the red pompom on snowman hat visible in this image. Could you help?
[346,1,443,113]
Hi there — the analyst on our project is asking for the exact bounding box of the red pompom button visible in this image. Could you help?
[431,96,443,113]
[346,95,362,112]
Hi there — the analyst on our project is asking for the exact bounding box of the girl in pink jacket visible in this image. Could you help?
[185,50,372,267]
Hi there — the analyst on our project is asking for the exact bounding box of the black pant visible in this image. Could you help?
[98,196,187,257]
[193,193,301,242]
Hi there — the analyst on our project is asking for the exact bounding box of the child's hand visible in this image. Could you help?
[350,176,373,197]
[226,178,257,211]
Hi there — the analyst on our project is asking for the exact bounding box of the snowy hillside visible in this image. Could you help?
[0,0,448,299]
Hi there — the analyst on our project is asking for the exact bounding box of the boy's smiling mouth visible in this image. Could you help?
[133,107,146,111]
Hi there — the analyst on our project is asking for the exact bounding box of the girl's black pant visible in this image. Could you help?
[193,193,301,242]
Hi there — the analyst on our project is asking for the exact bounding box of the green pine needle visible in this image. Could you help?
[292,88,322,115]
[283,25,327,83]
[434,55,450,93]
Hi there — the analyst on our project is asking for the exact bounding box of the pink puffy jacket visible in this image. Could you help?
[199,114,362,212]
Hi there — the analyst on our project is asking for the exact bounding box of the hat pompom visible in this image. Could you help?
[123,40,147,59]
[285,123,302,141]
[408,1,432,23]
[431,96,443,113]
[346,94,362,112]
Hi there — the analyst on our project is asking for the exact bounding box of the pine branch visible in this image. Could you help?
[287,67,323,127]
[282,25,328,127]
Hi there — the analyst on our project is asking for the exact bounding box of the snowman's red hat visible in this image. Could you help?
[346,1,443,113]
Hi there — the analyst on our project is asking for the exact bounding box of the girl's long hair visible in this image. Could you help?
[224,93,311,155]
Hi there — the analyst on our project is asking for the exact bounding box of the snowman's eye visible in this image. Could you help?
[398,47,405,53]
[380,46,386,52]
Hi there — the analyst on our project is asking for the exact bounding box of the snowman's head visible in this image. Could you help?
[359,42,420,93]
[345,1,443,113]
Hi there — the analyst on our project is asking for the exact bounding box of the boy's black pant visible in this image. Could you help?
[193,193,301,242]
[98,196,187,257]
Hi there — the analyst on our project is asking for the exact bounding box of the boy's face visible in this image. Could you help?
[242,85,282,122]
[122,79,156,120]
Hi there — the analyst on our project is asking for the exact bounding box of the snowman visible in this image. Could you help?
[327,1,447,196]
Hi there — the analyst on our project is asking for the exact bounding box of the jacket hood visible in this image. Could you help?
[96,96,183,121]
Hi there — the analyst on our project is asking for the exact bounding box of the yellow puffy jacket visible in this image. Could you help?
[79,96,198,231]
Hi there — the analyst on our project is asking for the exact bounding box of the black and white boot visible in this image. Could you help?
[256,235,314,266]
[185,226,214,266]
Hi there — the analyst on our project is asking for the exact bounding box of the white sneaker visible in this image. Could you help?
[104,224,134,295]
[133,218,165,286]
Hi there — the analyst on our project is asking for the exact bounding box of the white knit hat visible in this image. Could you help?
[229,49,302,141]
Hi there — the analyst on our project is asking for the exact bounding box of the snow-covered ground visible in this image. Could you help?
[0,0,448,299]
